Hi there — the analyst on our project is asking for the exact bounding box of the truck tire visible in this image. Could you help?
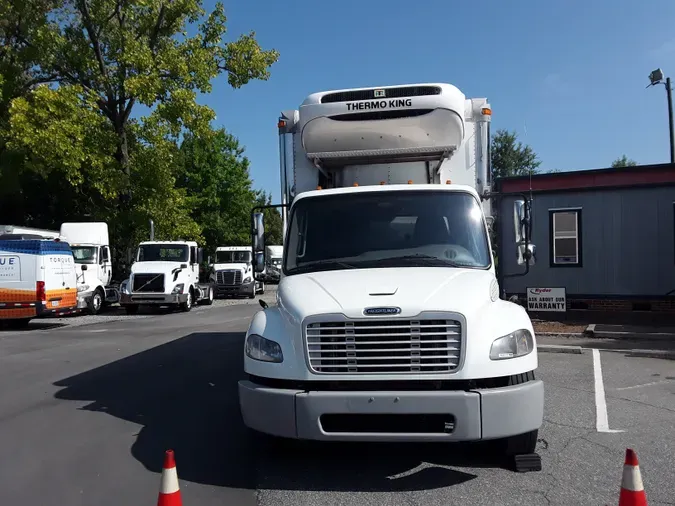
[248,284,255,299]
[259,282,265,295]
[180,289,193,312]
[88,288,105,315]
[200,285,214,306]
[503,429,538,456]
[124,305,139,315]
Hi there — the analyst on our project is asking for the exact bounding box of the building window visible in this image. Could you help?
[549,209,582,267]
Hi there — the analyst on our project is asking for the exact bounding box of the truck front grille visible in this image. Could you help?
[132,273,165,293]
[216,270,242,285]
[305,318,462,374]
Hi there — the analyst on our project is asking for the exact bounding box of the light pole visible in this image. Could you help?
[648,68,675,164]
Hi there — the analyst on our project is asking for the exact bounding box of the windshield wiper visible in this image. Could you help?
[377,254,463,267]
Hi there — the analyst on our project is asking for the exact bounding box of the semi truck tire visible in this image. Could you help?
[199,285,214,306]
[88,288,104,315]
[248,284,255,299]
[180,289,193,312]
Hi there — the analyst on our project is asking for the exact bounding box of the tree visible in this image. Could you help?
[2,0,279,179]
[255,191,284,246]
[491,129,541,180]
[177,128,257,251]
[2,0,279,267]
[611,155,637,168]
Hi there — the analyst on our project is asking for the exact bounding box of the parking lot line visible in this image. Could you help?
[592,349,623,433]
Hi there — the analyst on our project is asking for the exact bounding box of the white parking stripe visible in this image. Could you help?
[593,349,623,433]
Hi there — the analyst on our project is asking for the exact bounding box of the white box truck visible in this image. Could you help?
[119,240,215,313]
[59,222,117,314]
[209,246,265,299]
[240,83,542,468]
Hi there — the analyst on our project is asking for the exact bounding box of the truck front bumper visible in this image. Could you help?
[120,293,188,305]
[77,291,93,309]
[238,378,544,442]
[215,281,254,297]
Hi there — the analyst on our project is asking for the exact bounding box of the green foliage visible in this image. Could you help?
[611,155,637,168]
[254,191,284,246]
[0,0,279,277]
[177,128,257,251]
[491,129,541,180]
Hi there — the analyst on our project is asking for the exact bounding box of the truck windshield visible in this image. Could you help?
[71,246,97,264]
[138,244,189,262]
[215,251,251,263]
[284,190,491,275]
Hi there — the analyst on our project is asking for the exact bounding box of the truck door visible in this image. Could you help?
[100,246,112,285]
[190,246,198,283]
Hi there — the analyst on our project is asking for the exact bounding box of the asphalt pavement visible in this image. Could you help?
[0,300,673,506]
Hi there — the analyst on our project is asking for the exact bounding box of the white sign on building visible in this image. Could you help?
[527,287,566,312]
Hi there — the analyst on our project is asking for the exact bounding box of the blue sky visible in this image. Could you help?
[202,0,675,201]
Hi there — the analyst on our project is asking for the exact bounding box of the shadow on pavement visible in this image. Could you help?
[0,320,67,331]
[52,331,513,492]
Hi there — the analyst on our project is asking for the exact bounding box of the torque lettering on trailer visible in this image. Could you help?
[346,98,413,111]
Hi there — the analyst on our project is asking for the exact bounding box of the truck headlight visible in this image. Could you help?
[245,334,283,363]
[120,281,130,294]
[489,329,534,360]
[243,276,252,284]
[77,284,90,293]
[172,283,184,294]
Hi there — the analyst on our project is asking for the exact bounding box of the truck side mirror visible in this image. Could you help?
[254,252,265,273]
[513,200,525,243]
[517,244,537,266]
[197,247,204,264]
[252,212,265,252]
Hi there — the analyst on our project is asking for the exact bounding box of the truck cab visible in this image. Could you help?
[210,246,264,299]
[240,83,541,461]
[59,222,115,314]
[120,240,214,313]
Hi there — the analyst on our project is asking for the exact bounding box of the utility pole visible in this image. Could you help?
[648,69,675,164]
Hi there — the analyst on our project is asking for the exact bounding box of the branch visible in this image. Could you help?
[78,0,110,86]
[149,3,167,51]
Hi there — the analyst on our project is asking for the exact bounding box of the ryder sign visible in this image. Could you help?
[527,287,566,312]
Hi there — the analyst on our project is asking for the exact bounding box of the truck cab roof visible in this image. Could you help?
[138,240,198,247]
[292,183,481,204]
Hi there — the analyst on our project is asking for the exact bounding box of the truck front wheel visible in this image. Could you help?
[180,289,193,312]
[503,429,538,456]
[88,288,104,315]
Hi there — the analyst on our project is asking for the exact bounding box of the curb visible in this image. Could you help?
[536,332,585,337]
[626,349,675,361]
[584,324,675,341]
[538,344,583,354]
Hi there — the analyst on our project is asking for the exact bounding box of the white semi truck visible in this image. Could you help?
[119,240,215,313]
[210,246,264,299]
[59,222,117,314]
[240,83,542,466]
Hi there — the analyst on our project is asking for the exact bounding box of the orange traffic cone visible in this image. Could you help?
[618,449,648,506]
[157,450,182,506]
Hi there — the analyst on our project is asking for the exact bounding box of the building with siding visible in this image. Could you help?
[495,163,675,315]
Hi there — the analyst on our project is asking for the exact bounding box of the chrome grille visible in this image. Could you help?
[305,318,462,374]
[216,270,242,285]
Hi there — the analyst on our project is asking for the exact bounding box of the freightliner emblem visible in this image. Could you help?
[363,306,401,316]
[374,89,386,98]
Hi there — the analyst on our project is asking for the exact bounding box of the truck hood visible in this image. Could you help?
[278,267,497,321]
[131,261,183,274]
